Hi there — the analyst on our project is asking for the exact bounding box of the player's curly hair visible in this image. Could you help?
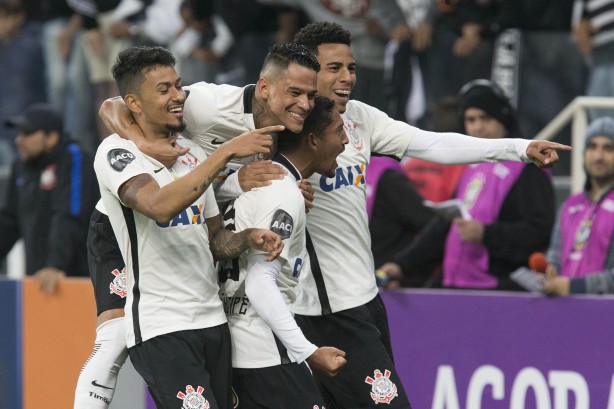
[261,43,320,77]
[112,46,176,97]
[293,22,352,55]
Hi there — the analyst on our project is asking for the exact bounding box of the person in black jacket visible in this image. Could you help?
[0,103,98,293]
[379,80,555,290]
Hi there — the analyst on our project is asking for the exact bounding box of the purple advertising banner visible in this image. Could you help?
[381,289,614,409]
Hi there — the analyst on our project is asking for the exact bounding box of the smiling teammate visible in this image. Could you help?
[99,43,321,200]
[94,46,282,409]
[290,22,570,408]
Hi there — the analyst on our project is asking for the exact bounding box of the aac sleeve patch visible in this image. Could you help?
[270,209,294,240]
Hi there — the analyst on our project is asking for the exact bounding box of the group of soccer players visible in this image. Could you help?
[74,21,568,409]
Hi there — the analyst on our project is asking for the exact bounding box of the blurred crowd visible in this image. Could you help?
[2,0,614,297]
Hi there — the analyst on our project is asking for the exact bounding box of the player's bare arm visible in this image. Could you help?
[118,135,271,223]
[526,140,572,168]
[208,215,283,261]
[99,96,189,166]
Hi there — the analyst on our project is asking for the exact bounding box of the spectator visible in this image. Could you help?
[366,155,435,270]
[0,0,46,166]
[544,117,614,295]
[403,95,467,203]
[380,79,555,289]
[423,0,498,108]
[216,0,303,85]
[385,0,437,122]
[69,0,183,141]
[572,0,614,120]
[0,103,98,293]
[171,0,234,84]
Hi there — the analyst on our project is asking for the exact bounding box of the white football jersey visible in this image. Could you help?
[292,100,417,315]
[183,82,261,185]
[219,155,307,368]
[180,85,529,317]
[94,135,226,348]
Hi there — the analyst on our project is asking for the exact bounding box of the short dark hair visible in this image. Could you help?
[277,95,336,152]
[261,43,320,77]
[293,22,351,55]
[112,46,176,97]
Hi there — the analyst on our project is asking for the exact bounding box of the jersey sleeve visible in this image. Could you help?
[94,137,151,202]
[352,100,417,159]
[203,184,220,219]
[236,182,304,262]
[183,83,216,137]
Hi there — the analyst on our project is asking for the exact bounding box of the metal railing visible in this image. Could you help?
[534,96,614,193]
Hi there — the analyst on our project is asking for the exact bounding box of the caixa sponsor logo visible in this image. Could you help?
[157,204,204,228]
[432,365,599,409]
[319,164,366,192]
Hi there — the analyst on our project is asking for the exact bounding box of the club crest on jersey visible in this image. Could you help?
[365,369,398,404]
[177,385,209,409]
[345,122,363,151]
[39,164,57,190]
[320,164,366,192]
[181,155,199,171]
[109,267,127,298]
[270,209,293,239]
[107,149,135,171]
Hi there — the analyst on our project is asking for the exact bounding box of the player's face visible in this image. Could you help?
[584,136,614,185]
[15,130,51,162]
[315,43,356,114]
[137,65,186,134]
[265,63,317,133]
[316,107,348,177]
[463,108,507,139]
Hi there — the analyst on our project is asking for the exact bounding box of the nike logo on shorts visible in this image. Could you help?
[91,380,113,390]
[211,138,225,145]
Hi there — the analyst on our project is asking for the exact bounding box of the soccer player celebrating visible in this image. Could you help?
[220,95,347,408]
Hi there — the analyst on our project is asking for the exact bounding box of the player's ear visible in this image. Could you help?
[124,94,141,114]
[257,77,269,100]
[307,133,319,151]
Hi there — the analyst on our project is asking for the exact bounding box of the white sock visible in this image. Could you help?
[74,317,128,409]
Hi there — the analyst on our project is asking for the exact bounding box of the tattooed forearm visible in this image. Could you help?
[193,164,226,192]
[210,229,249,260]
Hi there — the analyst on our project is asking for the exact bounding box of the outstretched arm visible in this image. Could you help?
[116,129,276,223]
[404,128,570,167]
